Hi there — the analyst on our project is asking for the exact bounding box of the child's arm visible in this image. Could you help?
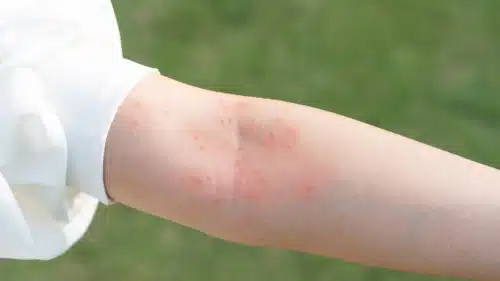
[105,73,500,280]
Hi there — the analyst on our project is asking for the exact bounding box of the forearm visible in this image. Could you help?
[105,73,500,280]
[224,87,500,280]
[261,99,500,279]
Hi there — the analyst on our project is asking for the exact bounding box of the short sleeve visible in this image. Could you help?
[0,0,157,260]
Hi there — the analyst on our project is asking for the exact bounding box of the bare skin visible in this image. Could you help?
[104,73,500,281]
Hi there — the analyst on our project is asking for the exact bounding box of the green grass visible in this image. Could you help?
[2,0,500,280]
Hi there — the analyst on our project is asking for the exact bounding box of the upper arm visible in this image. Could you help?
[104,74,241,225]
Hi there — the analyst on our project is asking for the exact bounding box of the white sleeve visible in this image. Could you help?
[0,0,157,260]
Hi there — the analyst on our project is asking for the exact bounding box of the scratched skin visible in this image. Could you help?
[169,97,332,248]
[233,116,321,201]
[182,97,329,203]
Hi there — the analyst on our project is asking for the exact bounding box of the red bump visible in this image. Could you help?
[129,119,140,130]
[131,100,142,110]
[258,177,267,185]
[186,175,204,190]
[242,188,262,200]
[301,184,316,198]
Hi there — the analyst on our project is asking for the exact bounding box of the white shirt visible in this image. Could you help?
[0,0,157,260]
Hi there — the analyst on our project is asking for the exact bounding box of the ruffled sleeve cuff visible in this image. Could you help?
[63,59,157,204]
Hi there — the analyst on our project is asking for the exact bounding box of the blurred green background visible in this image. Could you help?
[3,0,500,280]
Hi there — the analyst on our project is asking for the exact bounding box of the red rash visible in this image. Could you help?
[231,116,327,201]
[186,175,205,191]
[122,100,144,132]
[182,98,329,202]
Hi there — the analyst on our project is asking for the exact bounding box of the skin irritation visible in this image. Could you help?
[106,77,332,248]
[185,97,328,202]
[126,100,143,132]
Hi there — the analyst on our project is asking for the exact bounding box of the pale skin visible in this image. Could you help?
[104,72,500,281]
